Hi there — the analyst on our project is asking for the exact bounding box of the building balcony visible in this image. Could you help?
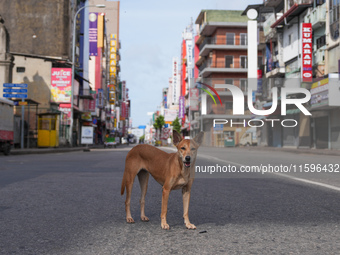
[271,0,313,28]
[199,37,247,57]
[304,3,326,29]
[198,59,248,77]
[263,13,283,39]
[199,22,247,37]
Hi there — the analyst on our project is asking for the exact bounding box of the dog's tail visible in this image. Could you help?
[121,172,126,195]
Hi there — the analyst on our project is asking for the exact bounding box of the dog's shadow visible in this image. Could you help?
[121,173,340,227]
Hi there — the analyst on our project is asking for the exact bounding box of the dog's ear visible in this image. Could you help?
[193,132,204,146]
[173,130,182,146]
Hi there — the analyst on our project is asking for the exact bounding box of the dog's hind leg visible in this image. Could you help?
[138,170,150,222]
[125,172,136,223]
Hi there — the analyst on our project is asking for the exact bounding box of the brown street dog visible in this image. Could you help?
[121,130,204,230]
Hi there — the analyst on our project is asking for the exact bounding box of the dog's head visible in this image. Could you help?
[173,130,204,168]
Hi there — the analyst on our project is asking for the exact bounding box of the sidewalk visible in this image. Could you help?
[7,144,126,156]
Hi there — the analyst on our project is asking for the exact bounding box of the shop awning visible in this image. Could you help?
[271,3,313,28]
[75,71,91,85]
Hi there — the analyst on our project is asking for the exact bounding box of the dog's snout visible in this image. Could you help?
[185,156,191,162]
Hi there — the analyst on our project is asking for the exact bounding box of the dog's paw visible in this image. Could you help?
[141,216,149,222]
[126,217,135,223]
[185,223,196,230]
[161,223,170,230]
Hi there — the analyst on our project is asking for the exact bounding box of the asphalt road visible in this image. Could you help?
[1,145,340,254]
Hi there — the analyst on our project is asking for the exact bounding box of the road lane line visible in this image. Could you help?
[273,173,340,192]
[195,155,340,193]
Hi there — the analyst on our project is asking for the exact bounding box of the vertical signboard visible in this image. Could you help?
[179,96,185,118]
[89,12,98,56]
[189,88,199,111]
[172,57,179,104]
[51,68,72,103]
[122,81,126,101]
[97,89,103,108]
[302,23,313,82]
[97,13,104,48]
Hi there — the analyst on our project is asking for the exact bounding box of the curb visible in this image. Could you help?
[7,144,131,156]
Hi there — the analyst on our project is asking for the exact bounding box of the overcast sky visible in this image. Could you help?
[119,0,262,127]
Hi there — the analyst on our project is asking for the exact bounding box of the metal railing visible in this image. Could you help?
[199,58,248,71]
[199,37,248,51]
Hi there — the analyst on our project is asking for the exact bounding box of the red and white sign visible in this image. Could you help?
[302,23,313,82]
[59,104,71,125]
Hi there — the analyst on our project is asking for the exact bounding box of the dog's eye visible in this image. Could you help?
[191,148,196,151]
[181,147,185,150]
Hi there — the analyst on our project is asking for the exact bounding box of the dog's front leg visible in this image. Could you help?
[182,180,196,230]
[161,187,170,230]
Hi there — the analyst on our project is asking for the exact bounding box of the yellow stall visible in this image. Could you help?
[37,113,59,147]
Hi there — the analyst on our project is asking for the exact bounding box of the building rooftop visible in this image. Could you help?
[195,10,248,24]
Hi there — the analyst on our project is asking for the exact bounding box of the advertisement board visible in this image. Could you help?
[81,126,93,144]
[302,23,313,82]
[51,68,72,103]
[89,12,98,56]
[164,109,178,122]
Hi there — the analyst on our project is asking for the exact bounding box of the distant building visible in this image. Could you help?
[194,10,263,146]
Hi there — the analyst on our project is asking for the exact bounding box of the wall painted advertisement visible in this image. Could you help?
[51,68,72,103]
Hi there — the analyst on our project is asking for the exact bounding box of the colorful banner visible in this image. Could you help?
[97,13,104,48]
[51,68,72,103]
[89,12,98,56]
[302,23,313,82]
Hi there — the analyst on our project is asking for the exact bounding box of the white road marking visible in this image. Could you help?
[196,154,340,193]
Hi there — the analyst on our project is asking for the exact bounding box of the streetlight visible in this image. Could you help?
[69,4,105,146]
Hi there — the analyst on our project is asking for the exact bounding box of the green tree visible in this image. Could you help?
[153,115,165,140]
[171,117,181,134]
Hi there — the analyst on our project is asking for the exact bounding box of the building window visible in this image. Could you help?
[288,34,292,45]
[240,79,247,92]
[240,56,247,68]
[316,35,326,49]
[16,67,25,73]
[240,33,247,45]
[225,56,234,68]
[225,79,233,85]
[226,33,235,45]
[225,102,233,110]
[329,0,340,41]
